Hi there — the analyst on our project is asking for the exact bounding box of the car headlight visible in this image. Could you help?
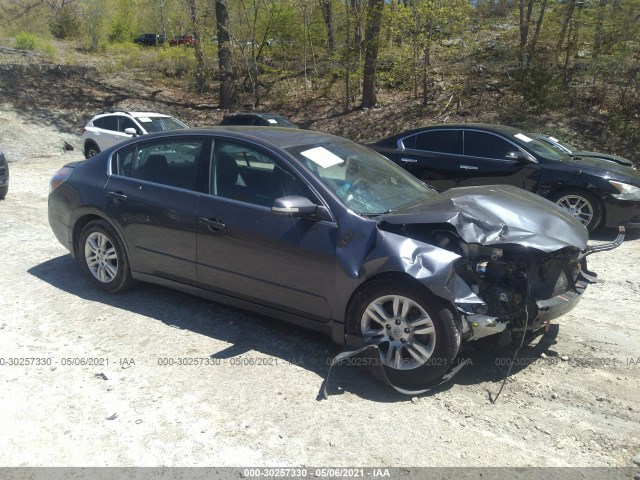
[609,180,640,201]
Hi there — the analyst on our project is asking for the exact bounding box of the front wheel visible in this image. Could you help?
[79,220,134,293]
[0,185,7,200]
[551,189,602,231]
[348,279,460,389]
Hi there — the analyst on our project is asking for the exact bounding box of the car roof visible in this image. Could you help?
[224,112,285,119]
[95,111,172,118]
[379,123,528,143]
[142,126,347,149]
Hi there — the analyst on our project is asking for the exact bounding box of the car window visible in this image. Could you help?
[114,138,203,190]
[400,135,416,149]
[210,141,315,207]
[136,116,188,133]
[95,116,117,132]
[118,116,140,134]
[414,130,459,154]
[224,116,252,126]
[463,131,515,159]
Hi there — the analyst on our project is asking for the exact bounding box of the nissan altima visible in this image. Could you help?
[370,124,640,231]
[48,127,623,389]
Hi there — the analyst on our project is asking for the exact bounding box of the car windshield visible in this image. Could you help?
[267,117,297,128]
[548,136,576,153]
[137,116,188,133]
[512,133,570,162]
[286,141,436,215]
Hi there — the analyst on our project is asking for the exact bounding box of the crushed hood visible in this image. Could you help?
[380,185,588,252]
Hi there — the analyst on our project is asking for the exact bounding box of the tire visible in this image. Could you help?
[347,279,461,388]
[79,220,134,293]
[84,142,100,159]
[0,185,7,200]
[551,189,602,231]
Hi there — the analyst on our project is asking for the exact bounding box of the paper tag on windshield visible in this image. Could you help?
[138,117,152,123]
[548,136,559,142]
[300,147,344,169]
[514,133,533,142]
[267,119,278,124]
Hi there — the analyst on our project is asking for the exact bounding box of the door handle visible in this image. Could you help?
[460,165,478,170]
[106,191,128,201]
[400,158,418,163]
[200,217,226,231]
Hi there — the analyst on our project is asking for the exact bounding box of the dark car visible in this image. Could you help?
[370,124,640,231]
[48,127,622,390]
[169,35,197,47]
[134,33,165,46]
[0,150,8,199]
[533,133,636,169]
[220,112,297,128]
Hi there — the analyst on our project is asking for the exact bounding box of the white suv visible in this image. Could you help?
[80,111,189,158]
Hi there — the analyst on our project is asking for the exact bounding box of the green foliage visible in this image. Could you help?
[155,47,197,78]
[108,0,137,43]
[14,32,57,61]
[15,32,39,50]
[49,4,81,39]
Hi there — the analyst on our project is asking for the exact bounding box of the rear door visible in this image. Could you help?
[394,129,460,192]
[195,139,337,321]
[93,115,137,150]
[457,130,541,190]
[104,136,208,284]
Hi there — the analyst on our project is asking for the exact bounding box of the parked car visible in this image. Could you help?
[533,133,636,169]
[169,35,197,47]
[0,150,9,200]
[48,127,623,389]
[369,124,640,231]
[134,33,165,46]
[220,112,297,128]
[80,111,188,159]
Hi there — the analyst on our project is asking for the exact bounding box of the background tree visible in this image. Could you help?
[216,0,237,108]
[360,0,383,108]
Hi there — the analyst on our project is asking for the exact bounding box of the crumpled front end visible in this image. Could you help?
[375,185,627,343]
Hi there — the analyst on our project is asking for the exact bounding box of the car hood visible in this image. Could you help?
[562,155,640,180]
[572,151,634,166]
[380,185,588,252]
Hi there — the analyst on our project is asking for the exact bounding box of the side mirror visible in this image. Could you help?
[124,128,138,137]
[272,196,318,217]
[505,151,529,163]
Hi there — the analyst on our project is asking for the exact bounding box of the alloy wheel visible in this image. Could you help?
[360,295,437,370]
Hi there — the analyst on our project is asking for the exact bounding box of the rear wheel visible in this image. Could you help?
[79,220,134,293]
[84,142,100,159]
[551,189,602,231]
[0,185,7,200]
[348,279,460,388]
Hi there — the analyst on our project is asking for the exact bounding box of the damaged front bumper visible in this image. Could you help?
[460,227,625,341]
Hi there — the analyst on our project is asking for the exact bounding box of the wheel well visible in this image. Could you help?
[71,215,102,257]
[344,271,457,335]
[84,140,98,151]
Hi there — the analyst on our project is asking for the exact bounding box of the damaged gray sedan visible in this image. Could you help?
[48,128,623,390]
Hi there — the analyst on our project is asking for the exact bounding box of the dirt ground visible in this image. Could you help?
[1,100,640,468]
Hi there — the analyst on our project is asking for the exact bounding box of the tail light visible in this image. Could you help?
[49,166,74,193]
[80,127,86,135]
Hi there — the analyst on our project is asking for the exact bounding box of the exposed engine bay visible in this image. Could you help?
[378,221,624,342]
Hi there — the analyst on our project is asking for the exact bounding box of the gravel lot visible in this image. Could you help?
[1,103,640,469]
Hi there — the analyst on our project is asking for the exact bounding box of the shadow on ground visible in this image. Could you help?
[28,254,564,402]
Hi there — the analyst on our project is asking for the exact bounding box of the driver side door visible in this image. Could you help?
[456,130,541,191]
[196,139,338,321]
